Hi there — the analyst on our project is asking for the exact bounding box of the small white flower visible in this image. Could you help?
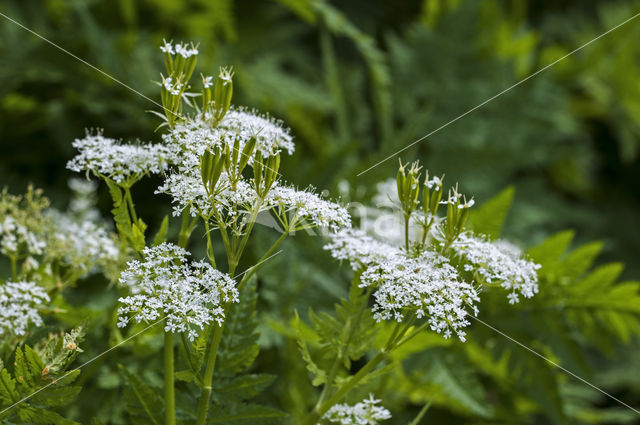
[322,394,391,425]
[175,42,198,58]
[160,40,174,55]
[0,281,50,336]
[203,75,214,88]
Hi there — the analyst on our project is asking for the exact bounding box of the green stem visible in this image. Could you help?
[305,351,388,425]
[178,211,196,248]
[195,321,225,425]
[124,187,138,223]
[164,331,175,425]
[394,322,429,349]
[229,200,263,274]
[313,286,372,410]
[236,229,289,291]
[10,256,17,281]
[305,316,423,425]
[203,220,217,268]
[408,401,432,425]
[212,210,232,262]
[404,215,410,252]
[420,217,434,248]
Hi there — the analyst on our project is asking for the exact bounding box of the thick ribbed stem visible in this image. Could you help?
[164,331,175,425]
[195,322,225,425]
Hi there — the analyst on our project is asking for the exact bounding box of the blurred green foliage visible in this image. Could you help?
[2,0,640,423]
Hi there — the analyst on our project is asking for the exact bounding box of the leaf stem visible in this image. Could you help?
[305,351,388,425]
[9,255,17,281]
[408,401,432,425]
[164,331,175,425]
[229,200,263,274]
[404,215,410,251]
[237,229,288,291]
[124,187,138,223]
[195,321,225,425]
[313,286,372,411]
[203,219,217,268]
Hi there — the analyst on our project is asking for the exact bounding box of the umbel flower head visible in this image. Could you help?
[117,243,238,340]
[0,187,49,258]
[327,229,478,341]
[0,281,50,336]
[325,163,541,341]
[67,130,173,185]
[322,394,391,425]
[452,234,540,304]
[156,103,350,232]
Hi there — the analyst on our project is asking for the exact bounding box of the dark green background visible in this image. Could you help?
[1,1,640,423]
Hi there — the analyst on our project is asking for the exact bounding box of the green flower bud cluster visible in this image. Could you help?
[160,40,199,128]
[395,159,473,254]
[201,67,234,125]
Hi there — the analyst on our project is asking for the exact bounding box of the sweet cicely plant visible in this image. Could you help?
[0,40,545,425]
[296,161,541,424]
[67,40,350,425]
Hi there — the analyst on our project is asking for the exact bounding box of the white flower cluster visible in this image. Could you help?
[326,229,479,340]
[67,131,173,184]
[322,394,391,425]
[217,109,295,157]
[51,214,119,274]
[165,108,294,172]
[67,178,101,222]
[324,229,400,269]
[0,215,46,257]
[117,243,238,340]
[365,178,426,245]
[453,234,541,304]
[157,110,350,231]
[267,185,351,231]
[0,281,50,336]
[160,40,198,58]
[162,76,184,96]
[361,251,479,341]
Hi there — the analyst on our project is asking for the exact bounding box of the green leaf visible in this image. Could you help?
[528,230,574,271]
[119,366,163,425]
[575,262,624,292]
[0,363,19,406]
[192,325,212,372]
[31,385,82,407]
[213,374,276,402]
[469,186,515,238]
[175,369,196,383]
[152,215,169,246]
[217,277,260,374]
[558,242,603,280]
[105,179,133,241]
[131,221,147,252]
[294,312,326,387]
[206,402,287,424]
[16,406,80,425]
[406,352,492,418]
